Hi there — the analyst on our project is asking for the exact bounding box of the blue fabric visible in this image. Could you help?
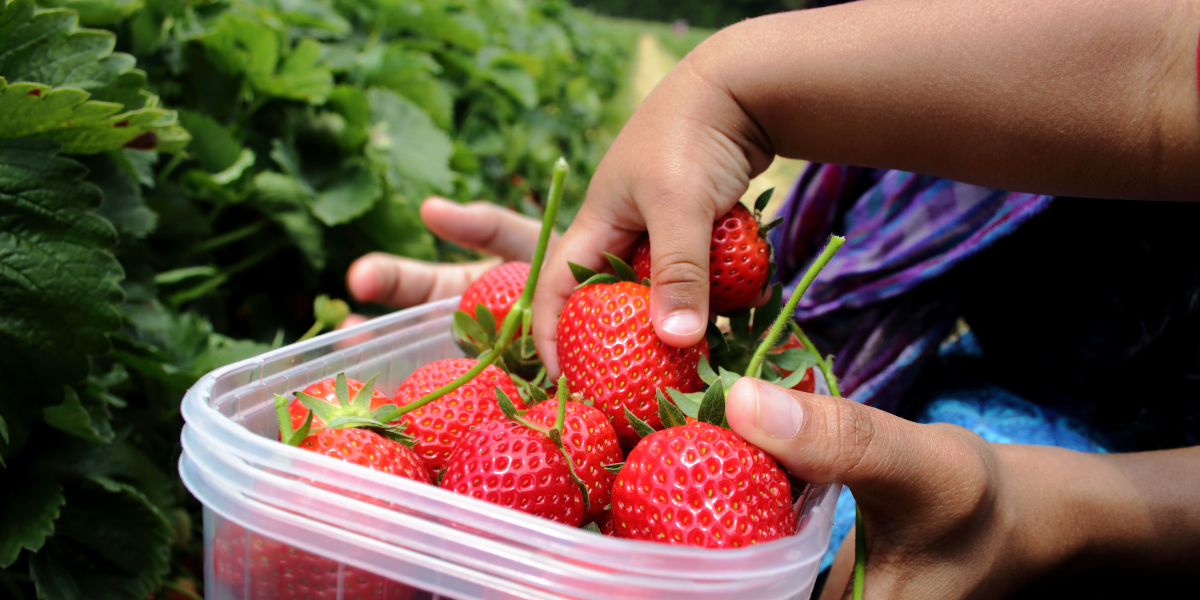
[818,332,1111,571]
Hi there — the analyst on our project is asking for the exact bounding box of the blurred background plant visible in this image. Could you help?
[0,0,793,597]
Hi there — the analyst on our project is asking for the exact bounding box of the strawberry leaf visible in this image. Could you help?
[293,391,337,425]
[275,394,295,442]
[0,467,63,568]
[696,380,726,428]
[665,388,703,418]
[760,216,784,234]
[349,373,381,411]
[602,462,624,474]
[582,521,602,533]
[604,252,638,282]
[753,188,774,213]
[696,354,718,386]
[285,411,314,447]
[496,387,519,420]
[454,310,489,345]
[775,367,809,390]
[623,407,656,439]
[576,273,620,288]
[729,310,752,341]
[718,366,743,391]
[768,348,820,373]
[474,303,496,337]
[641,277,651,287]
[334,373,351,408]
[371,404,402,423]
[568,261,598,284]
[656,389,686,428]
[529,385,549,405]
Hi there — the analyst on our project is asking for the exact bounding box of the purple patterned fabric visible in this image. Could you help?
[769,164,1053,411]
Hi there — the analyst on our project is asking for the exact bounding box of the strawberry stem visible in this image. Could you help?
[853,504,866,600]
[789,321,842,398]
[553,375,568,432]
[745,235,844,379]
[396,158,569,417]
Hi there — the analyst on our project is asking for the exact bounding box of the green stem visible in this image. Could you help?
[162,580,204,600]
[554,375,568,431]
[789,321,841,398]
[746,235,845,378]
[167,240,286,306]
[157,153,185,184]
[189,220,265,255]
[853,504,866,600]
[515,157,568,311]
[296,320,323,343]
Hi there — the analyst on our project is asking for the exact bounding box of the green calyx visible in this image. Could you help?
[451,303,542,380]
[496,376,591,511]
[275,373,415,447]
[568,252,640,288]
[297,294,351,342]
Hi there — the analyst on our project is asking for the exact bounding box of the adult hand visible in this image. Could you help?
[724,378,1200,599]
[342,197,551,328]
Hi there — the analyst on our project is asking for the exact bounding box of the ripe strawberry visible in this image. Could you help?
[610,421,795,548]
[458,261,530,329]
[297,427,430,483]
[557,280,708,446]
[287,376,390,431]
[440,419,585,526]
[772,334,816,394]
[525,399,622,519]
[391,358,525,479]
[632,203,770,315]
[213,521,417,600]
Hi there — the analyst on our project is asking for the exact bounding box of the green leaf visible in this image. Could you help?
[605,252,638,282]
[175,109,242,174]
[83,153,156,238]
[454,310,489,345]
[294,392,337,425]
[568,261,598,284]
[356,187,436,261]
[753,188,774,213]
[29,480,172,600]
[696,354,718,387]
[0,467,63,568]
[496,387,518,419]
[37,0,143,27]
[366,88,454,194]
[153,266,218,285]
[0,78,182,154]
[202,15,331,104]
[623,407,656,439]
[576,273,619,288]
[602,462,624,474]
[309,160,381,226]
[349,373,380,410]
[665,388,703,419]
[474,303,497,336]
[43,385,114,444]
[718,366,742,391]
[760,216,784,234]
[0,140,124,389]
[696,380,726,428]
[252,171,326,269]
[775,367,809,390]
[656,389,686,429]
[582,521,601,533]
[767,348,820,373]
[314,295,350,330]
[0,0,134,91]
[528,385,549,405]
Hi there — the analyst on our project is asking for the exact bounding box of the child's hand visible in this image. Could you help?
[343,198,551,324]
[531,44,775,373]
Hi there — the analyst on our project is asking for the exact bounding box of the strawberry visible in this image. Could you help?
[390,358,525,479]
[631,202,773,315]
[440,418,585,526]
[213,521,418,600]
[525,398,623,520]
[557,271,708,447]
[296,428,429,483]
[610,420,795,548]
[458,261,530,328]
[287,376,390,431]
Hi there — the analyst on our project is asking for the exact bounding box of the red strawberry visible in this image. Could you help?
[458,261,530,329]
[287,376,390,431]
[525,400,623,520]
[391,358,525,479]
[296,427,430,484]
[557,280,708,446]
[632,203,770,315]
[212,521,418,600]
[440,419,585,526]
[610,421,795,548]
[772,334,816,394]
[588,509,616,536]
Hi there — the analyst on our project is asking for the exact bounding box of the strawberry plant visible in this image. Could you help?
[0,0,633,596]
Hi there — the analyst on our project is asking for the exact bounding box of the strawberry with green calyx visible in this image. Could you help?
[608,235,845,549]
[285,374,392,431]
[279,373,412,442]
[388,358,525,480]
[557,252,709,447]
[376,159,569,442]
[276,374,429,484]
[524,379,623,520]
[452,262,543,379]
[631,189,783,316]
[439,377,590,526]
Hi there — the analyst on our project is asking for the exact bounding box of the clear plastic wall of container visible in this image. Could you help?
[180,298,841,600]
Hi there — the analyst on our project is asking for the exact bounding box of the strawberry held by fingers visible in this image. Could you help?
[632,195,778,315]
[391,358,525,479]
[558,255,708,447]
[524,391,623,520]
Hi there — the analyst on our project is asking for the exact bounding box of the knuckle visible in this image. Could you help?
[824,398,879,479]
[652,250,709,290]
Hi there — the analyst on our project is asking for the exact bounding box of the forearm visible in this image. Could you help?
[999,444,1200,578]
[692,0,1200,201]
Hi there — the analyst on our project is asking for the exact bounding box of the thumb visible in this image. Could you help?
[725,378,989,515]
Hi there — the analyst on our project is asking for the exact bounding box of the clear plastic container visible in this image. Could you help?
[180,297,841,600]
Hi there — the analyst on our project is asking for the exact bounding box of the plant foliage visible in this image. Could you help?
[0,0,630,597]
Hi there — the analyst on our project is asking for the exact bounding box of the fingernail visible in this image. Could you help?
[754,380,805,439]
[660,311,704,338]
